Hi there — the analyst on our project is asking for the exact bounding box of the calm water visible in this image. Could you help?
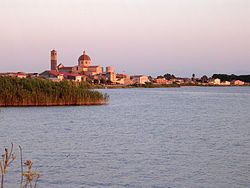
[0,87,250,188]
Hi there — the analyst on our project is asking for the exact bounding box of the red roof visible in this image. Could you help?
[88,66,99,68]
[78,51,91,61]
[61,72,82,77]
[59,67,73,70]
[48,70,61,76]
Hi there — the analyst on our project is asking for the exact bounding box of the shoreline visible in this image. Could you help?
[0,100,108,107]
[92,84,250,89]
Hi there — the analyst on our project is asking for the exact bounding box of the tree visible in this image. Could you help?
[164,73,175,80]
[201,75,208,83]
[192,74,195,81]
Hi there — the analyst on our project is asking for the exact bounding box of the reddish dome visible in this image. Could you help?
[78,51,91,61]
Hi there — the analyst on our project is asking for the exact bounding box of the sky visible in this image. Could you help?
[0,0,249,77]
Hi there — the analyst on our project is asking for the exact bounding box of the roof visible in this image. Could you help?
[49,70,62,76]
[78,51,91,61]
[58,67,73,70]
[132,75,148,78]
[61,72,82,77]
[88,66,100,68]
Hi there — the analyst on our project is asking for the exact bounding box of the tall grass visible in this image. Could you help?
[0,77,109,106]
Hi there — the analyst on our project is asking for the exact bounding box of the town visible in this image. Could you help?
[0,49,249,87]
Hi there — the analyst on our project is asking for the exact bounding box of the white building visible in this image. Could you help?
[132,75,149,84]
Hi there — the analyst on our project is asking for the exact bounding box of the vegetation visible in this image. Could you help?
[0,77,109,106]
[0,144,40,188]
[212,74,250,82]
[0,144,16,188]
[157,73,176,80]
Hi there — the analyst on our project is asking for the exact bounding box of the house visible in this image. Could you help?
[16,72,27,79]
[155,78,173,84]
[231,80,245,86]
[116,74,132,85]
[62,72,86,82]
[39,70,64,81]
[210,78,221,85]
[106,72,117,83]
[131,75,149,84]
[221,81,231,86]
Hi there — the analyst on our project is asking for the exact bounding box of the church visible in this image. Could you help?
[53,50,104,76]
[39,49,117,82]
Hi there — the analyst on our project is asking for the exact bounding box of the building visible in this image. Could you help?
[78,51,91,67]
[221,81,231,86]
[115,74,132,85]
[210,78,221,85]
[131,75,149,84]
[0,72,27,78]
[106,66,115,73]
[106,72,117,83]
[57,50,104,76]
[16,72,27,79]
[40,70,64,81]
[231,80,245,86]
[84,66,103,76]
[58,64,73,73]
[63,72,85,82]
[155,78,173,85]
[39,49,118,83]
[51,49,57,71]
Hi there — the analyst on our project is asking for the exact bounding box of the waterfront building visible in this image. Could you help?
[213,78,221,85]
[171,78,185,84]
[106,72,117,83]
[231,80,245,86]
[131,75,149,84]
[115,74,132,85]
[155,78,173,84]
[221,81,231,86]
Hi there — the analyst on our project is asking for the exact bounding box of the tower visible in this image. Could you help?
[51,49,57,71]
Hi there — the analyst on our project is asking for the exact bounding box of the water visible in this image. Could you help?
[0,87,250,188]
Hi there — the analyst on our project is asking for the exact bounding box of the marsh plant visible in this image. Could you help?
[0,144,40,188]
[0,77,109,106]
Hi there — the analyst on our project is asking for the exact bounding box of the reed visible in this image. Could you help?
[0,76,109,106]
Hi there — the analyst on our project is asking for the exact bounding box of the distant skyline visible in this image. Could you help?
[0,0,249,77]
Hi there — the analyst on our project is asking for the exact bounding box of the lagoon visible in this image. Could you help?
[0,87,250,187]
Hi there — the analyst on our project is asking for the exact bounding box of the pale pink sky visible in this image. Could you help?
[0,0,249,77]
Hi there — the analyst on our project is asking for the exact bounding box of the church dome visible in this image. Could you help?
[78,51,91,61]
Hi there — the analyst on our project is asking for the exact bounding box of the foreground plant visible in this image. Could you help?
[0,144,40,188]
[22,160,40,188]
[0,143,16,188]
[19,146,40,188]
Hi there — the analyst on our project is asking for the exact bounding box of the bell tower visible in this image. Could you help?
[51,49,57,71]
